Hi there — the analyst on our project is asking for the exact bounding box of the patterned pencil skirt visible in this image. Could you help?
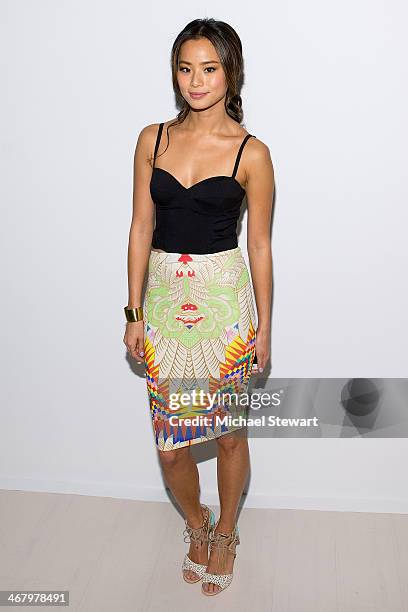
[142,246,257,451]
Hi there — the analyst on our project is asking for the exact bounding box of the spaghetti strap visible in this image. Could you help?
[153,122,164,168]
[232,134,256,178]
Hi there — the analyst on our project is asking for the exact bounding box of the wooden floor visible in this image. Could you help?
[0,490,407,611]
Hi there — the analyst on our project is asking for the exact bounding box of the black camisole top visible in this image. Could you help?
[150,122,256,254]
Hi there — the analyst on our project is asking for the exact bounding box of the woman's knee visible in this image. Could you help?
[158,447,188,467]
[216,432,248,453]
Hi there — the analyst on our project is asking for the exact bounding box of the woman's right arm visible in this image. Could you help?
[123,124,157,364]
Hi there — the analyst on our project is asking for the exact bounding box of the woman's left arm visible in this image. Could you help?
[245,139,275,372]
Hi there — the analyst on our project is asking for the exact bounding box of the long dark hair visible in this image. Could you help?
[152,18,246,164]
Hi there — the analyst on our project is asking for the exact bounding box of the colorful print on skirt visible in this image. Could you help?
[143,246,257,451]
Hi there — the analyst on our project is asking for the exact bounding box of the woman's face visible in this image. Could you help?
[176,37,227,110]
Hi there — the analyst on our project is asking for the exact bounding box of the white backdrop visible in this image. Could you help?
[1,0,407,512]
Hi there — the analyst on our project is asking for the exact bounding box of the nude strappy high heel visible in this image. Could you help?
[181,504,216,583]
[201,519,240,595]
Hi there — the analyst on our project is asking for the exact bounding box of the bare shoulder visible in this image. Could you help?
[134,120,171,167]
[136,119,177,160]
[245,135,272,164]
[136,121,161,148]
[244,135,274,180]
[138,118,178,140]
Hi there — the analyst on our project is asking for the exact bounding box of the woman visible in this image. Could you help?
[124,18,274,596]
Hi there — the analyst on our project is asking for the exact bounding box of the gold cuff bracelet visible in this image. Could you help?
[124,306,144,322]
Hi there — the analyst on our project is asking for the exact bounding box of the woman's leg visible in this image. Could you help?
[158,447,208,581]
[202,432,250,594]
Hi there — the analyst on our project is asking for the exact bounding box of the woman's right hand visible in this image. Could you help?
[123,320,145,364]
